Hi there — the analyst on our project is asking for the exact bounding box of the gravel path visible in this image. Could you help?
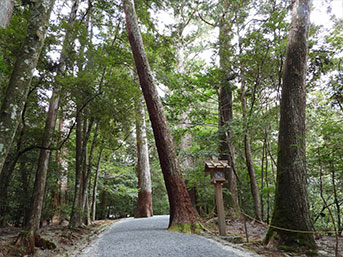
[78,215,260,257]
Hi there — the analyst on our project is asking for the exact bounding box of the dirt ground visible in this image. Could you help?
[202,217,343,257]
[0,220,116,257]
[0,217,342,257]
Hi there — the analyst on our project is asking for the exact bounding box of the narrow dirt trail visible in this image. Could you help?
[78,215,261,257]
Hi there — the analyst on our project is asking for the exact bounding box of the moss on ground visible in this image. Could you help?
[168,222,204,234]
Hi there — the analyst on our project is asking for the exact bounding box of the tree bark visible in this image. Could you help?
[82,121,98,223]
[0,156,16,226]
[69,111,84,228]
[0,0,14,28]
[331,161,342,235]
[123,0,198,229]
[52,117,69,224]
[0,0,55,175]
[241,79,262,221]
[218,16,240,217]
[27,0,79,234]
[26,89,59,234]
[91,142,104,221]
[135,96,153,218]
[265,0,315,249]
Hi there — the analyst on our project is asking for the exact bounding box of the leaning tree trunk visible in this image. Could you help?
[123,0,198,229]
[0,0,14,28]
[135,95,153,218]
[265,0,315,250]
[218,13,240,217]
[0,0,55,175]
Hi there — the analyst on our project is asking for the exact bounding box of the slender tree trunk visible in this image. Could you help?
[19,161,31,227]
[0,0,14,28]
[241,79,262,221]
[27,0,79,236]
[82,121,98,222]
[123,0,198,229]
[26,89,59,234]
[265,138,270,223]
[52,117,68,223]
[98,182,108,220]
[265,0,315,249]
[260,131,267,221]
[70,111,84,228]
[331,161,342,234]
[70,114,93,228]
[91,144,104,221]
[0,0,55,175]
[135,96,153,218]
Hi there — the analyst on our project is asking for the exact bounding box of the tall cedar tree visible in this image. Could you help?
[0,0,55,175]
[265,0,316,249]
[29,0,79,233]
[135,95,153,218]
[218,1,240,217]
[123,0,198,229]
[1,0,56,253]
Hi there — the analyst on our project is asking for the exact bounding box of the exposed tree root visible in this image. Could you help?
[11,231,56,256]
[13,231,35,256]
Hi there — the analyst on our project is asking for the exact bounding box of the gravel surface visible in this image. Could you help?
[78,215,261,257]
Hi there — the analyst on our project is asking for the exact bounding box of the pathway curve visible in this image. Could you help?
[78,215,260,257]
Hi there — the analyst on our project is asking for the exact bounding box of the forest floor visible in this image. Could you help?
[0,219,118,257]
[0,217,342,256]
[202,217,343,257]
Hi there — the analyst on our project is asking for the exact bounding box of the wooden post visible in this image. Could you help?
[204,161,228,236]
[215,182,226,236]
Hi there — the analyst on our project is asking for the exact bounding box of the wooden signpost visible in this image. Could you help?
[204,160,228,236]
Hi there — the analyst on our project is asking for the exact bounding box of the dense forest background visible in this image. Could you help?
[0,0,342,249]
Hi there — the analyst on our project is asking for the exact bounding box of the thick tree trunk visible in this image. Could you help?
[123,0,198,229]
[0,0,14,28]
[218,11,240,217]
[0,0,55,175]
[241,79,262,221]
[265,0,315,249]
[218,85,240,217]
[135,96,153,218]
